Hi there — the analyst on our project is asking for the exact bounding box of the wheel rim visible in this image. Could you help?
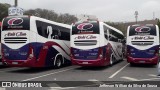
[56,59,61,67]
[110,56,113,65]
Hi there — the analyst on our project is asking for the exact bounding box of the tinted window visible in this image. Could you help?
[2,17,30,30]
[72,22,99,35]
[109,29,124,42]
[103,25,108,40]
[129,26,156,36]
[36,21,70,41]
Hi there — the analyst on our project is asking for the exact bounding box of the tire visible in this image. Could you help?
[54,57,62,69]
[130,63,135,66]
[121,53,124,61]
[110,56,113,66]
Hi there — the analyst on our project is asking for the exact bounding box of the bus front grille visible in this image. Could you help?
[4,37,27,44]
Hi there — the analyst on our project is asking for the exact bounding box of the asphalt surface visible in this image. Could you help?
[0,59,160,90]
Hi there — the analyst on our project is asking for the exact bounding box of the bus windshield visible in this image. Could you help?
[2,17,30,31]
[129,26,156,36]
[72,22,99,35]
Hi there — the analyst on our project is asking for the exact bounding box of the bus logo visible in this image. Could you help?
[135,26,151,32]
[8,18,23,25]
[74,35,96,39]
[77,23,93,30]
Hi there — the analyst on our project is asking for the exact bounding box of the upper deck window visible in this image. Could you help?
[129,26,156,36]
[72,22,100,35]
[2,17,30,31]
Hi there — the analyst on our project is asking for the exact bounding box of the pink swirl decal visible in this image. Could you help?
[8,18,23,25]
[77,23,93,30]
[135,26,151,32]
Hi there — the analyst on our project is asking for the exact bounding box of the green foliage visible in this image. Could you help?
[0,3,11,21]
[24,8,78,24]
[157,19,160,30]
[105,22,127,35]
[0,3,77,24]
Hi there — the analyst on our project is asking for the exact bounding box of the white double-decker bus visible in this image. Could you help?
[126,24,159,65]
[71,21,124,66]
[1,16,71,68]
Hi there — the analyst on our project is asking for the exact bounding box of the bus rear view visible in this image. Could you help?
[126,24,159,65]
[1,16,31,66]
[71,21,103,66]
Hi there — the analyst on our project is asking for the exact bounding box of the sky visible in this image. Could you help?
[0,0,160,22]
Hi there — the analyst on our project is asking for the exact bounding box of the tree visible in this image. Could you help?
[57,13,77,24]
[24,8,77,24]
[0,3,11,21]
[157,19,160,30]
[0,3,77,24]
[24,8,59,20]
[105,22,126,35]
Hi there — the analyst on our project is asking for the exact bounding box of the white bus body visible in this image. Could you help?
[71,21,124,66]
[1,16,71,68]
[126,24,159,65]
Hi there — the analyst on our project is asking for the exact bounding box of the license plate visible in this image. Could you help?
[12,62,18,64]
[139,61,145,63]
[82,62,88,64]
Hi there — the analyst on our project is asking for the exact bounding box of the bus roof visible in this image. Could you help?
[4,15,71,29]
[73,21,124,36]
[30,16,71,29]
[74,20,99,25]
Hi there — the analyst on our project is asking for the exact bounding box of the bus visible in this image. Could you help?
[126,24,159,65]
[1,16,71,68]
[71,21,124,66]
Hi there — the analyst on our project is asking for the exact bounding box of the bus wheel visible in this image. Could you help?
[54,56,62,68]
[110,56,113,66]
[130,63,135,66]
[121,54,124,61]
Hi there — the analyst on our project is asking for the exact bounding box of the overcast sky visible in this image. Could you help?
[1,0,160,22]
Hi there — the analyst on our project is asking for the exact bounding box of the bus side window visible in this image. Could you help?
[118,39,121,43]
[49,25,60,40]
[53,29,60,39]
[108,29,112,41]
[47,26,53,39]
[103,25,108,40]
[58,26,70,41]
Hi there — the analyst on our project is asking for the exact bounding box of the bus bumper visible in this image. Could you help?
[127,56,158,65]
[2,58,42,67]
[71,58,107,66]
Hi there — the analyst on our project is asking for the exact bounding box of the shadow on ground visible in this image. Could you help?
[0,65,11,69]
[74,60,124,71]
[129,63,157,68]
[7,65,70,74]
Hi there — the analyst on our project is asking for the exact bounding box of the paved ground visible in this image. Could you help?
[0,59,160,90]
